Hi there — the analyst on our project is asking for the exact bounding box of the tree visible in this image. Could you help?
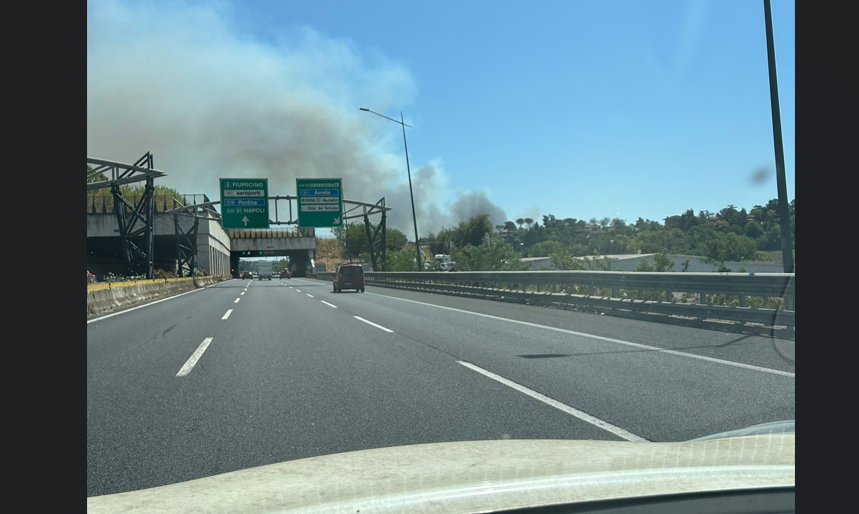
[455,236,530,271]
[456,214,494,248]
[550,249,611,271]
[396,199,794,267]
[343,224,369,258]
[528,240,565,257]
[699,232,757,261]
[719,204,741,226]
[759,223,782,251]
[550,250,586,270]
[678,209,701,231]
[635,259,654,272]
[386,228,408,251]
[744,220,764,239]
[628,229,679,254]
[703,257,733,272]
[652,250,675,272]
[728,233,756,260]
[386,249,419,271]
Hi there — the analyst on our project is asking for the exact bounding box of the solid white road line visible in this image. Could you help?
[354,316,393,333]
[367,293,794,378]
[458,360,647,442]
[176,337,214,377]
[222,309,233,320]
[321,301,337,309]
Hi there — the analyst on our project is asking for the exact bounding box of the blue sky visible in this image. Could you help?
[88,0,794,231]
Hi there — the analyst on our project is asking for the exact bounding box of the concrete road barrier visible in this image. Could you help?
[87,276,231,317]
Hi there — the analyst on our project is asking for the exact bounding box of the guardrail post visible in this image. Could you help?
[739,294,747,307]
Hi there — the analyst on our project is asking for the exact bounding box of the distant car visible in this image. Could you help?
[333,264,365,293]
[240,271,252,279]
[280,270,291,279]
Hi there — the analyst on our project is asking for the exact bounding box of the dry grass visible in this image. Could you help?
[315,237,344,271]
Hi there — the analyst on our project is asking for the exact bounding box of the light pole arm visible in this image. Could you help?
[359,107,412,127]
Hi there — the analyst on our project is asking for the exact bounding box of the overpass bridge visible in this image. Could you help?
[87,196,318,278]
[225,228,316,276]
[87,155,389,279]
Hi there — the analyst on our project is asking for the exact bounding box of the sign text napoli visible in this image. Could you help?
[219,178,269,229]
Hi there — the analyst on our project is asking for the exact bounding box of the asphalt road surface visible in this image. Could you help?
[87,276,795,497]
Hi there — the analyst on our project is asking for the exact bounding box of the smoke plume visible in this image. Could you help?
[87,0,507,234]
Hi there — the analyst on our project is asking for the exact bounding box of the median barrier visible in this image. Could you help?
[87,275,231,317]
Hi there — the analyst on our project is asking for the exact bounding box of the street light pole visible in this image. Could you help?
[400,111,422,271]
[360,107,422,271]
[763,0,794,274]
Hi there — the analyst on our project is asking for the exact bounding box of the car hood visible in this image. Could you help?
[87,430,794,514]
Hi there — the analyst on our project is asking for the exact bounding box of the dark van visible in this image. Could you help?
[333,264,365,293]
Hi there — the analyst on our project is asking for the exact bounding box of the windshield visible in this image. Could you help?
[87,0,794,510]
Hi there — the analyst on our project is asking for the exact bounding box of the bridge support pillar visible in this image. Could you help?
[230,253,240,278]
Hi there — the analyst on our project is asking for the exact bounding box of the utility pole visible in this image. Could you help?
[763,0,794,273]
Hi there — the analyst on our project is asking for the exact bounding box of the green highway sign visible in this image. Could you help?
[219,178,269,229]
[296,178,343,228]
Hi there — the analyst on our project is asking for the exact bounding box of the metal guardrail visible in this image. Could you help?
[315,271,795,339]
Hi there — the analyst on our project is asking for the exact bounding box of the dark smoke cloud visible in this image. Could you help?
[451,192,508,229]
[86,0,505,234]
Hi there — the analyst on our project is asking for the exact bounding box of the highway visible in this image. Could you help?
[87,277,795,497]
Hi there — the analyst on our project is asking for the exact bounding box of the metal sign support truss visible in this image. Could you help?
[173,201,200,278]
[344,198,387,272]
[87,153,166,279]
